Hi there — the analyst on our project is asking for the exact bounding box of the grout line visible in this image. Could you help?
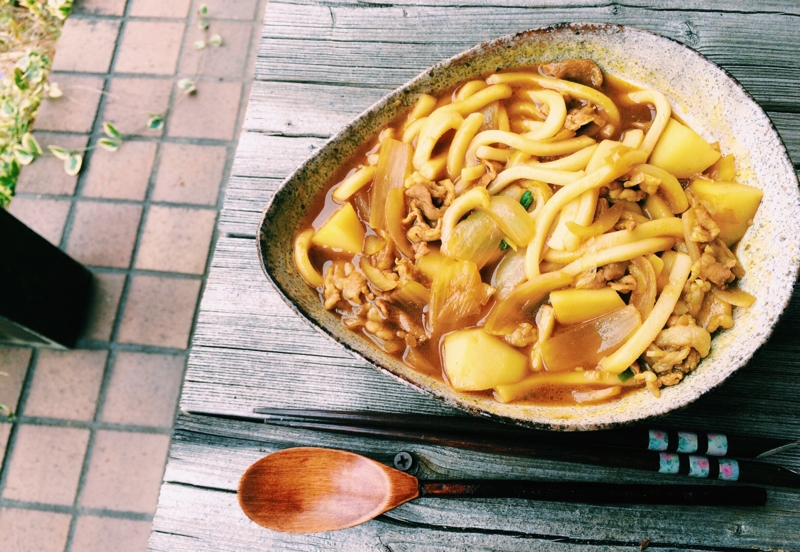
[49,70,252,83]
[71,340,191,359]
[66,414,99,549]
[71,14,255,23]
[152,10,238,426]
[57,22,124,253]
[0,349,39,500]
[65,350,115,551]
[62,4,135,545]
[0,497,155,521]
[83,268,204,280]
[7,415,175,435]
[31,129,235,146]
[112,0,202,350]
[9,194,224,211]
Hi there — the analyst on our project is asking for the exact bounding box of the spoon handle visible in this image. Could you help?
[420,480,767,506]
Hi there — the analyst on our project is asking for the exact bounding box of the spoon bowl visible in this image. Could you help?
[238,447,418,533]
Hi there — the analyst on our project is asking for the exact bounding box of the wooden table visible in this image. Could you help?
[149,2,800,550]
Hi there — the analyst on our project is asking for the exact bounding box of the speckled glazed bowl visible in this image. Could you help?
[258,24,800,430]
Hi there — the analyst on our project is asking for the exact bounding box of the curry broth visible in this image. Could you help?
[298,63,693,406]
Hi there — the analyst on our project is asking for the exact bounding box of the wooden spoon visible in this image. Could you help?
[238,447,767,534]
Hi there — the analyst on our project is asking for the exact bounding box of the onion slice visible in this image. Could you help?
[477,196,536,248]
[600,252,692,374]
[485,271,573,335]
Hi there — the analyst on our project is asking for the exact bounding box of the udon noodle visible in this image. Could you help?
[293,59,762,405]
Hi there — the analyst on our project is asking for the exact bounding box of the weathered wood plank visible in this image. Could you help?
[218,176,278,236]
[229,132,326,179]
[243,81,390,136]
[258,3,799,49]
[183,336,800,443]
[274,0,800,13]
[165,414,799,496]
[149,413,800,551]
[256,38,467,88]
[256,42,800,117]
[185,236,800,446]
[182,345,455,417]
[150,482,643,552]
[767,112,800,163]
[256,3,800,115]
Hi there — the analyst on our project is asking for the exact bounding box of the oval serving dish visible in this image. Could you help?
[258,23,800,430]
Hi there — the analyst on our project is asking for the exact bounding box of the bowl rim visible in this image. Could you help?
[257,22,800,430]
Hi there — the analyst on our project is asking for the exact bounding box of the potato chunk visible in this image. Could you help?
[443,328,528,391]
[688,178,763,246]
[649,119,721,179]
[549,287,625,325]
[311,202,365,254]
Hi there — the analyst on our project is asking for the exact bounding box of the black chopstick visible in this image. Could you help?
[253,408,798,459]
[254,409,800,488]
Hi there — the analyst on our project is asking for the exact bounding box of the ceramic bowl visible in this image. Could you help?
[258,23,800,430]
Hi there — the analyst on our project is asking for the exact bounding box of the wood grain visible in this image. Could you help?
[255,3,800,113]
[150,414,800,551]
[151,1,800,550]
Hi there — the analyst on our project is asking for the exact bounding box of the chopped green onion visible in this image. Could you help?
[520,190,534,211]
[617,367,635,382]
[500,239,510,251]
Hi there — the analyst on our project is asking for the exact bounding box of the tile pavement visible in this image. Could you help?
[16,133,89,195]
[0,0,268,549]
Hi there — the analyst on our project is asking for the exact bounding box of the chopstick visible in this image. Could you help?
[253,408,800,488]
[253,408,799,459]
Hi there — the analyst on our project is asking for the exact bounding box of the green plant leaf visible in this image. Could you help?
[0,403,14,421]
[198,19,209,30]
[47,145,71,161]
[16,53,31,73]
[45,0,71,19]
[22,132,43,156]
[48,82,63,98]
[102,121,121,140]
[13,146,34,166]
[208,34,223,47]
[146,114,164,130]
[193,40,206,50]
[198,4,209,15]
[64,153,82,176]
[2,160,20,180]
[97,138,121,152]
[177,78,196,94]
[25,66,43,85]
[13,68,28,90]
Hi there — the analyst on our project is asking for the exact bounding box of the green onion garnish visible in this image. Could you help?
[520,190,534,210]
[618,367,635,382]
